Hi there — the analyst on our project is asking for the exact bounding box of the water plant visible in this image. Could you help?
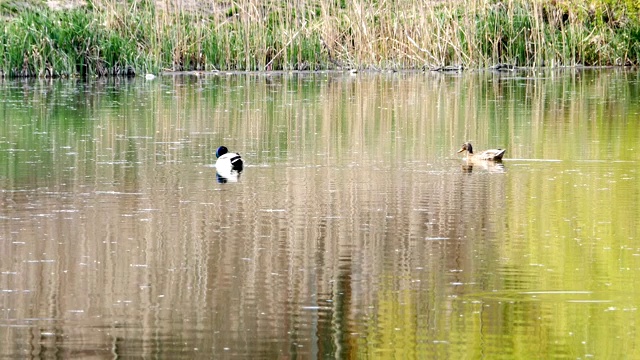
[0,0,639,77]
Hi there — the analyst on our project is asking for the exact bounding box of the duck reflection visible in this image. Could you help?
[216,172,241,183]
[461,160,506,173]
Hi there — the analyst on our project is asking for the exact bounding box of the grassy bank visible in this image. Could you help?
[1,0,639,77]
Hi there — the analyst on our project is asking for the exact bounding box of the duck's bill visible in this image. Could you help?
[457,148,465,153]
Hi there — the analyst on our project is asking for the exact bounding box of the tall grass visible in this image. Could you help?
[1,0,639,77]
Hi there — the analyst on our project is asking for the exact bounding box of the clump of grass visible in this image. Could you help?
[1,7,139,77]
[0,0,639,77]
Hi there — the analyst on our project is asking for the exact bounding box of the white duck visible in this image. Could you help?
[215,146,243,182]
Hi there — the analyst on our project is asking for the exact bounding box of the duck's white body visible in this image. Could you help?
[216,152,242,174]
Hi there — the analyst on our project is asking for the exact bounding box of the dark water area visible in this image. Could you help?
[1,69,639,358]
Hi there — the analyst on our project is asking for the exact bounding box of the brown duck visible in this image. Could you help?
[457,142,506,161]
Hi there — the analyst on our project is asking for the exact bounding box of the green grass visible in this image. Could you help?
[1,0,639,77]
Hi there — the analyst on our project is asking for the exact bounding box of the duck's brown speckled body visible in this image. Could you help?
[457,142,506,161]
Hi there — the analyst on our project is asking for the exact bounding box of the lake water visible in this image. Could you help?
[1,69,639,358]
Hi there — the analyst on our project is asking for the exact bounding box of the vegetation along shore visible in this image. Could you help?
[1,0,639,78]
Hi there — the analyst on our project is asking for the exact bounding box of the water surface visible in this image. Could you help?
[1,70,639,358]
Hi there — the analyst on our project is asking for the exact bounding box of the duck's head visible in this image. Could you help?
[216,146,228,158]
[457,142,473,154]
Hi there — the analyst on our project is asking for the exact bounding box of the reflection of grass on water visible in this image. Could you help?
[0,0,639,77]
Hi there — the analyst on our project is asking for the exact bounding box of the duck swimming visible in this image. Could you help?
[457,142,506,161]
[215,146,243,182]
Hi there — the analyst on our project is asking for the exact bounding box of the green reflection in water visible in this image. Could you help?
[0,70,639,359]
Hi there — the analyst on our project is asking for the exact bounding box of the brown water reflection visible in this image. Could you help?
[1,70,639,358]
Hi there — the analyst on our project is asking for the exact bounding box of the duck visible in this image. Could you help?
[457,142,506,161]
[215,146,243,182]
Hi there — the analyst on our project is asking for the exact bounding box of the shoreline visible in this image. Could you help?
[2,65,638,81]
[156,65,640,78]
